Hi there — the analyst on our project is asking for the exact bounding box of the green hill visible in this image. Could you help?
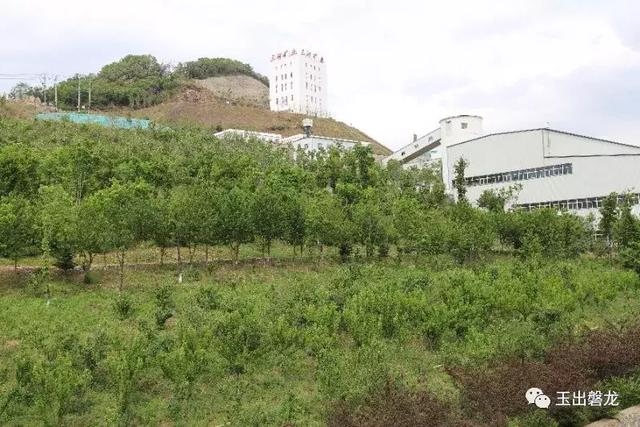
[5,55,390,155]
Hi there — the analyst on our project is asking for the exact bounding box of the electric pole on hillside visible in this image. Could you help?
[77,74,81,112]
[53,75,58,111]
[41,73,47,105]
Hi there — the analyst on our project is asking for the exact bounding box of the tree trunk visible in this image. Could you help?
[205,245,209,265]
[160,247,165,266]
[232,243,240,265]
[176,246,182,273]
[118,249,125,292]
[188,245,195,265]
[13,258,17,271]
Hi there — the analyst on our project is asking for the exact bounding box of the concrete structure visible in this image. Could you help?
[269,48,327,117]
[282,134,371,153]
[385,115,640,216]
[213,127,370,154]
[213,129,283,143]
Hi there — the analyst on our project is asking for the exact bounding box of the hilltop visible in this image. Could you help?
[129,77,390,155]
[3,55,391,155]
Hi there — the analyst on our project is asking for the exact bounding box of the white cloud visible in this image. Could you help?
[2,0,639,149]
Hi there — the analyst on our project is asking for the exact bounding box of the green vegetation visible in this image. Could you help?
[174,57,269,86]
[49,55,178,109]
[1,115,640,425]
[11,55,268,111]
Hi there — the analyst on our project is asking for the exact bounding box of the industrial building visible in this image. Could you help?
[269,48,328,117]
[214,122,371,154]
[384,115,640,216]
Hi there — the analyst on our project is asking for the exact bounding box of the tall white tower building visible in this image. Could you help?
[269,49,328,117]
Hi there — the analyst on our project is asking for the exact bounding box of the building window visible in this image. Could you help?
[514,193,640,211]
[462,163,573,187]
[290,72,293,78]
[461,122,468,129]
[291,95,293,101]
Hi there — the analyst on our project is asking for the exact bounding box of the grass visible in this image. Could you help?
[0,254,639,425]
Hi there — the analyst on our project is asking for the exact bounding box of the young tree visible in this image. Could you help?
[599,193,619,259]
[37,186,78,270]
[615,195,640,250]
[150,192,173,266]
[253,184,288,259]
[170,185,206,268]
[351,144,376,188]
[391,196,424,256]
[77,194,112,271]
[283,193,306,256]
[353,189,393,257]
[477,184,522,213]
[217,186,254,264]
[305,191,355,260]
[0,196,39,270]
[453,157,469,204]
[85,182,152,290]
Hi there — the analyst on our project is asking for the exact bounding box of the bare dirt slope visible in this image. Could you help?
[192,75,269,108]
[132,77,391,155]
[0,100,40,119]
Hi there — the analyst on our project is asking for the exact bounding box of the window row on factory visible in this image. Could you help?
[463,163,573,187]
[515,193,640,211]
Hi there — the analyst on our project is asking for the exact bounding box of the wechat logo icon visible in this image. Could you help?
[526,387,551,409]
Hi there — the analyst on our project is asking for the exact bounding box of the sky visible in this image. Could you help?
[2,0,640,150]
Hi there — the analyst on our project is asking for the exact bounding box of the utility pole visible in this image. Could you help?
[88,78,92,111]
[77,74,81,112]
[41,73,47,105]
[53,75,58,111]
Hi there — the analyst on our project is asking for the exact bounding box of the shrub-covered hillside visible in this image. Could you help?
[6,55,390,154]
[1,117,640,425]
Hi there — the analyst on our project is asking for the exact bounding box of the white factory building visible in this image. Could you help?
[269,48,328,117]
[214,127,370,154]
[384,115,640,216]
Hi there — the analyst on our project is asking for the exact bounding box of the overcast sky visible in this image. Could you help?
[2,0,639,150]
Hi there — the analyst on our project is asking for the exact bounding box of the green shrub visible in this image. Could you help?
[26,267,49,297]
[113,293,134,320]
[195,286,221,310]
[154,284,175,327]
[621,241,640,275]
[83,270,100,285]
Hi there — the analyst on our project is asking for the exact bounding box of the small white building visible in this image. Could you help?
[213,127,370,155]
[269,48,328,117]
[282,134,370,153]
[213,129,283,143]
[385,115,640,216]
